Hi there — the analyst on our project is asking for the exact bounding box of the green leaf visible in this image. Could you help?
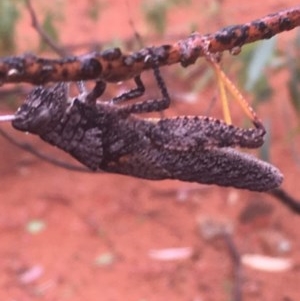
[0,0,20,53]
[259,119,271,162]
[142,0,169,35]
[85,0,107,21]
[287,30,300,116]
[245,38,277,92]
[141,0,191,35]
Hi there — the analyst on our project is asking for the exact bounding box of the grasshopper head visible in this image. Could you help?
[12,83,68,135]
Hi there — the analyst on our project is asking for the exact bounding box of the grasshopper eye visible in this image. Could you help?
[12,102,51,133]
[28,106,52,131]
[12,103,32,131]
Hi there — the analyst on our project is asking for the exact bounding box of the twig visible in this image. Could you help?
[0,115,16,122]
[25,0,67,57]
[222,232,243,301]
[0,85,27,98]
[268,188,300,214]
[125,0,144,48]
[0,127,93,172]
[0,7,299,84]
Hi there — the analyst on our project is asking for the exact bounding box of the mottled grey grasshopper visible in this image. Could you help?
[11,56,283,192]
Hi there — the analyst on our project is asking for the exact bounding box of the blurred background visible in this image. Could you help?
[0,1,300,300]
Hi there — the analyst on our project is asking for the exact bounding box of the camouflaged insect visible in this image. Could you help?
[12,83,283,192]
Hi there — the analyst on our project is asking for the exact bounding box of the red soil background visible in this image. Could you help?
[1,1,300,300]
